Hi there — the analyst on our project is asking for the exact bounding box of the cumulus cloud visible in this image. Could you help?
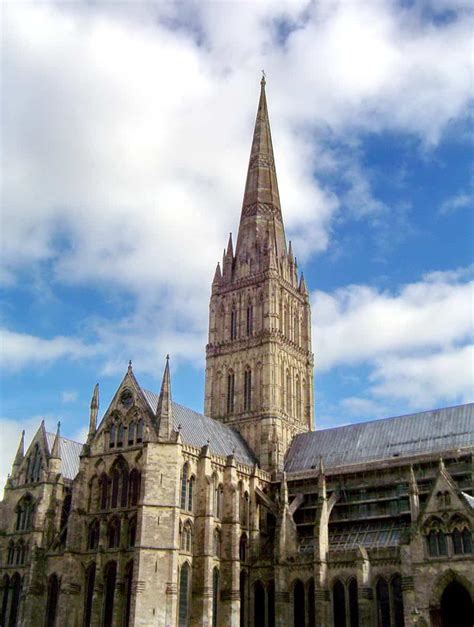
[1,2,473,403]
[0,328,98,371]
[439,191,472,215]
[313,267,474,410]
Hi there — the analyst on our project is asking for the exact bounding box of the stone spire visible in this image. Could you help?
[48,422,62,477]
[88,383,99,442]
[51,422,61,459]
[13,430,25,468]
[235,76,287,268]
[157,355,173,441]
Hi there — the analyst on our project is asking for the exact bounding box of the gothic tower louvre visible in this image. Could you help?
[0,79,473,627]
[205,76,314,472]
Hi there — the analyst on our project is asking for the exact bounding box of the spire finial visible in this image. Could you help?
[128,359,132,372]
[51,421,61,459]
[157,355,173,441]
[13,430,25,467]
[261,69,266,87]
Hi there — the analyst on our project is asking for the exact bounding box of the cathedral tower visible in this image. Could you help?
[205,77,314,471]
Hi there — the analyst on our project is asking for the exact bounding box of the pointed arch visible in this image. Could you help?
[124,560,134,627]
[178,562,191,627]
[107,517,121,549]
[376,577,390,627]
[333,579,346,627]
[87,519,100,550]
[293,579,305,627]
[348,578,359,627]
[129,469,141,506]
[83,563,96,627]
[102,561,117,627]
[244,366,252,411]
[44,573,60,627]
[8,573,22,627]
[254,581,265,627]
[212,567,220,627]
[227,370,235,414]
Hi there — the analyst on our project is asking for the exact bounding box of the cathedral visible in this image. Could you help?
[0,78,473,627]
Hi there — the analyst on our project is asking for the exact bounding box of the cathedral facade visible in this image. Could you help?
[0,79,473,627]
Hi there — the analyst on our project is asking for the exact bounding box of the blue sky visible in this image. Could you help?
[1,0,473,487]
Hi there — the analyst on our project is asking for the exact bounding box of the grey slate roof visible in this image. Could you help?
[285,403,474,473]
[45,432,83,480]
[142,390,257,466]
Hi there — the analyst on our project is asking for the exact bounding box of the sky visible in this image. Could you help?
[1,0,473,489]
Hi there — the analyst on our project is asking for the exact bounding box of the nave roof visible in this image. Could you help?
[285,403,474,473]
[142,389,257,466]
[44,432,83,480]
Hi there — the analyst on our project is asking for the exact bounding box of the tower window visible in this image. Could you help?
[227,372,235,413]
[246,305,253,336]
[230,308,237,340]
[244,369,252,411]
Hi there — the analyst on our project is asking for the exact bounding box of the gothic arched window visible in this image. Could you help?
[124,561,133,627]
[227,371,235,414]
[83,563,96,627]
[103,562,117,627]
[213,528,221,557]
[376,578,391,627]
[230,307,237,340]
[180,464,189,510]
[212,567,220,627]
[107,518,121,549]
[246,304,253,336]
[129,469,141,506]
[348,578,359,627]
[244,368,252,411]
[178,562,190,627]
[239,533,247,562]
[109,424,116,449]
[45,573,60,627]
[128,421,136,446]
[128,516,137,548]
[295,375,301,420]
[87,519,100,550]
[116,423,124,448]
[188,476,195,512]
[391,574,404,627]
[333,579,346,627]
[136,419,144,444]
[286,369,292,414]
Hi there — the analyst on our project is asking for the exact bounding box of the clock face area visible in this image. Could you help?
[120,389,133,409]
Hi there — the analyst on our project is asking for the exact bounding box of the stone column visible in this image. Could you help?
[190,445,214,626]
[274,566,289,627]
[220,455,240,627]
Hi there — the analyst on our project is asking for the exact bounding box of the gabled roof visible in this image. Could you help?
[45,432,83,480]
[285,403,474,473]
[142,390,257,466]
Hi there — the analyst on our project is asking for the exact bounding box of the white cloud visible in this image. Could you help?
[370,344,474,406]
[61,390,78,403]
[313,269,473,371]
[0,328,98,371]
[439,192,472,215]
[1,2,473,384]
[313,267,474,411]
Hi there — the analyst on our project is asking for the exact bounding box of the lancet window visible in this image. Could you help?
[25,444,42,483]
[87,519,100,550]
[107,517,121,549]
[15,494,34,531]
[180,464,195,512]
[246,304,253,335]
[227,372,235,413]
[213,528,221,557]
[244,368,252,411]
[181,522,193,553]
[178,562,190,627]
[212,567,220,627]
[129,469,141,506]
[230,307,237,340]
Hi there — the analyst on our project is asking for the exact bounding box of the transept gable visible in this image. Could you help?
[419,461,473,531]
[91,364,157,454]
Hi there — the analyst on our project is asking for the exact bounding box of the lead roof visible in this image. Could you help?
[142,390,257,466]
[284,403,474,474]
[45,432,83,480]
